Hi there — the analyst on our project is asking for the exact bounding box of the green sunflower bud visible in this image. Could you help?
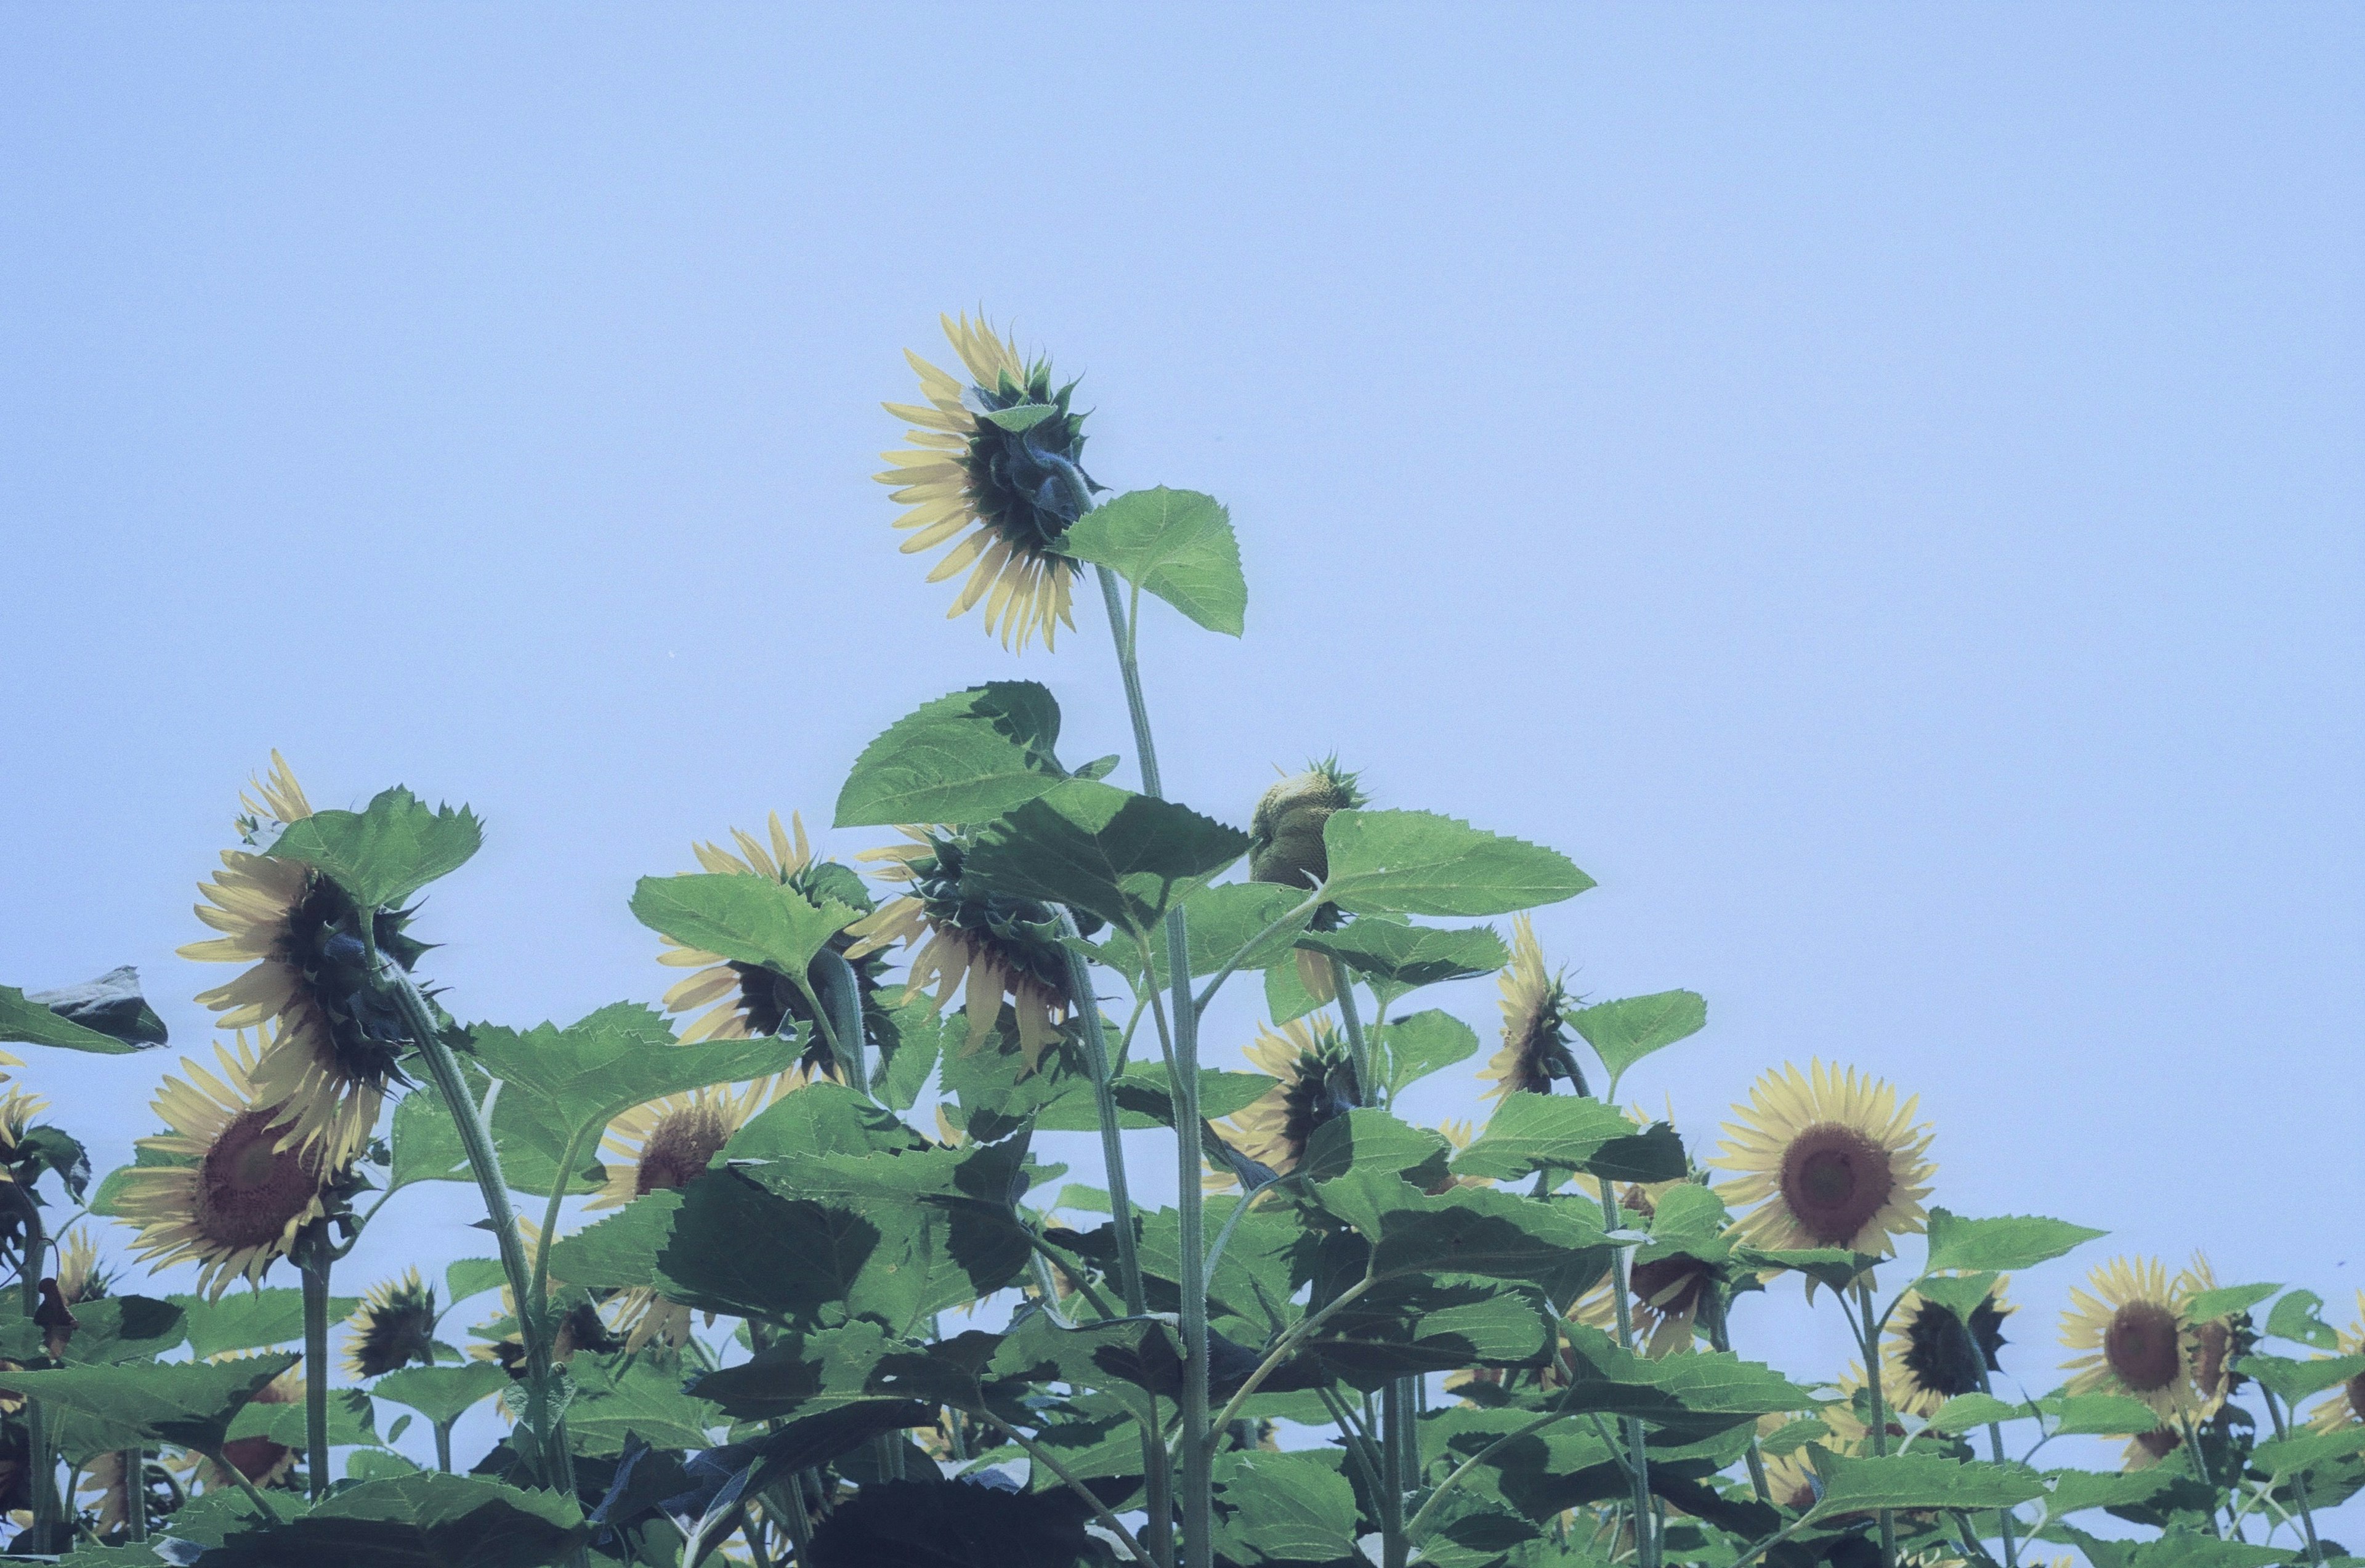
[1248,758,1366,891]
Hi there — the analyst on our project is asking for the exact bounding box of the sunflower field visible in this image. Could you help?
[0,316,2357,1568]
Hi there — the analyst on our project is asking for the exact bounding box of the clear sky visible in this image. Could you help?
[4,2,2359,1509]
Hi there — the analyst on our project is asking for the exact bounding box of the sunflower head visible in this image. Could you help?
[591,1078,787,1211]
[2303,1291,2365,1436]
[1479,914,1585,1101]
[54,1230,109,1306]
[1887,1281,2013,1418]
[1710,1061,1936,1259]
[879,313,1091,650]
[2173,1253,2254,1415]
[344,1267,440,1378]
[115,1030,343,1299]
[2120,1428,2184,1471]
[1763,1449,1824,1514]
[1212,1019,1359,1182]
[847,828,1072,1068]
[2058,1255,2211,1421]
[654,812,890,1079]
[1249,758,1366,893]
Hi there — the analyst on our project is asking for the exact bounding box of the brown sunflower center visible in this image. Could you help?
[1628,1256,1710,1323]
[2346,1372,2365,1425]
[1782,1479,1820,1513]
[2103,1300,2183,1392]
[219,1376,296,1481]
[197,1112,323,1251]
[2135,1428,2181,1461]
[2189,1320,2231,1396]
[635,1105,730,1195]
[1776,1123,1894,1246]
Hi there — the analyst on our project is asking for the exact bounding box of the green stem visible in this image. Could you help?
[300,1242,333,1498]
[18,1197,57,1548]
[1704,1294,1772,1505]
[1852,1280,1897,1568]
[1094,565,1165,798]
[2177,1413,2224,1538]
[435,1420,454,1473]
[1140,1408,1175,1568]
[1405,1404,1575,1543]
[777,1474,816,1558]
[1059,910,1145,1316]
[379,961,574,1498]
[1316,1383,1388,1527]
[1380,1376,1410,1568]
[2259,1384,2325,1567]
[1598,1178,1657,1568]
[807,950,867,1092]
[1168,905,1212,1568]
[1189,892,1325,1020]
[1970,1360,2021,1568]
[201,1450,285,1522]
[979,1410,1154,1565]
[1332,972,1375,1107]
[1207,1273,1378,1437]
[530,1125,588,1318]
[1724,1514,1819,1568]
[124,1447,148,1542]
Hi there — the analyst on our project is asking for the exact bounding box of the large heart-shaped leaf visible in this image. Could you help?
[1319,810,1593,918]
[1061,487,1247,637]
[266,785,483,910]
[834,682,1070,828]
[963,780,1247,935]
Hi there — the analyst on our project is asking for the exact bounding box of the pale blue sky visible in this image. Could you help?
[4,3,2359,1505]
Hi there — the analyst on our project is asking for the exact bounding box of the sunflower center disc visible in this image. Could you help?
[2135,1428,2181,1461]
[637,1107,730,1195]
[2103,1299,2183,1392]
[2347,1372,2365,1425]
[1776,1123,1894,1245]
[1628,1256,1708,1319]
[2188,1321,2230,1396]
[197,1111,319,1250]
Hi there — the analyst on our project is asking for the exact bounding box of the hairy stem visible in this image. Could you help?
[1207,1274,1378,1437]
[301,1243,333,1498]
[18,1198,57,1546]
[1705,1295,1773,1505]
[1333,972,1375,1109]
[1851,1280,1898,1568]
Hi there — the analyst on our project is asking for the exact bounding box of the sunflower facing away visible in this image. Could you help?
[180,756,423,1166]
[344,1267,440,1378]
[2303,1290,2365,1437]
[1882,1280,2013,1422]
[846,827,1072,1068]
[115,1028,341,1298]
[1479,915,1586,1100]
[1711,1061,1936,1259]
[1210,1018,1359,1184]
[2058,1255,2206,1423]
[652,811,889,1077]
[878,313,1094,650]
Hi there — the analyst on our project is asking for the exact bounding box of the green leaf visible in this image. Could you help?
[1062,487,1247,637]
[688,1320,939,1426]
[1556,1324,1822,1440]
[2255,1422,2365,1475]
[1375,1008,1482,1095]
[1298,1108,1455,1186]
[2039,1391,2167,1437]
[445,1259,509,1311]
[877,997,943,1112]
[724,1080,932,1162]
[1570,991,1706,1086]
[2184,1281,2280,1322]
[833,682,1072,828]
[963,780,1247,934]
[387,1070,480,1193]
[1931,1393,2026,1431]
[1320,810,1594,918]
[1312,1276,1554,1380]
[370,1363,512,1429]
[1729,1246,1885,1294]
[2265,1288,2343,1351]
[192,1471,586,1568]
[1805,1452,2047,1516]
[1922,1208,2104,1274]
[0,982,153,1056]
[0,1351,296,1450]
[225,1388,378,1450]
[2043,1466,2188,1516]
[1075,1064,1276,1131]
[2239,1351,2364,1405]
[2,968,167,1053]
[171,1289,356,1360]
[1314,1168,1607,1285]
[1101,881,1311,993]
[469,1003,795,1173]
[0,1294,186,1364]
[1261,949,1327,1025]
[1211,1449,1359,1562]
[564,1353,725,1455]
[626,877,859,993]
[1910,1272,2003,1325]
[1633,1184,1732,1266]
[1298,920,1507,992]
[544,1190,683,1291]
[980,403,1059,432]
[265,785,483,909]
[1450,1094,1643,1183]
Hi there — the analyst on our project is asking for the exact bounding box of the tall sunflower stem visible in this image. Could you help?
[299,1239,333,1499]
[1971,1362,2021,1568]
[435,1420,455,1473]
[1596,1178,1659,1568]
[17,1197,59,1548]
[1059,911,1146,1316]
[2177,1414,2224,1538]
[1332,975,1375,1109]
[379,961,575,1500]
[1705,1293,1773,1506]
[1093,564,1165,798]
[124,1447,149,1542]
[2258,1384,2325,1568]
[1851,1280,1898,1568]
[1168,905,1214,1568]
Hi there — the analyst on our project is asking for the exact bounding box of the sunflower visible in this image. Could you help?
[180,756,422,1166]
[2173,1252,2251,1416]
[114,1029,342,1299]
[1209,1019,1358,1184]
[77,1450,135,1538]
[1710,1061,1936,1259]
[846,827,1072,1067]
[344,1267,440,1378]
[199,1357,304,1491]
[1763,1449,1824,1514]
[591,1078,789,1211]
[0,1086,49,1181]
[1882,1280,2013,1422]
[2118,1428,2185,1471]
[878,313,1093,650]
[2058,1255,2207,1422]
[2303,1291,2364,1437]
[1479,915,1586,1099]
[652,812,894,1083]
[54,1229,107,1306]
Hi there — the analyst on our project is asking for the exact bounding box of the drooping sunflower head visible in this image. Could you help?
[879,313,1092,651]
[180,757,421,1166]
[591,1077,789,1211]
[846,827,1072,1069]
[1886,1280,2013,1420]
[2172,1252,2254,1415]
[652,811,889,1078]
[202,1357,304,1490]
[343,1267,440,1378]
[54,1229,108,1306]
[2058,1255,2208,1421]
[1710,1061,1936,1258]
[1248,758,1366,894]
[2303,1291,2365,1436]
[1479,914,1585,1101]
[1211,1018,1359,1182]
[115,1030,341,1299]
